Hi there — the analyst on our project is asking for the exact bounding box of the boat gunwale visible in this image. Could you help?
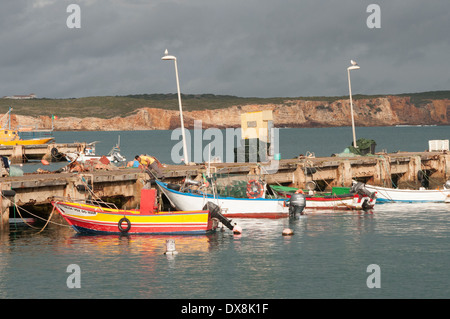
[365,184,450,194]
[156,180,288,202]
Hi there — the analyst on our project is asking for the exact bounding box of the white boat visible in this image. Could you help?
[65,149,126,163]
[65,139,126,164]
[362,181,450,203]
[155,180,305,218]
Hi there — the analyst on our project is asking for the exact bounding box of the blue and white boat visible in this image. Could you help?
[363,181,450,203]
[155,180,305,218]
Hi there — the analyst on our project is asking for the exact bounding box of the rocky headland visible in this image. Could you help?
[5,94,450,131]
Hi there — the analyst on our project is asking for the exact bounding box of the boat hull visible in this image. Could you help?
[364,184,450,203]
[305,194,376,210]
[156,181,289,218]
[270,185,376,210]
[52,201,215,235]
[65,152,126,163]
[0,137,54,146]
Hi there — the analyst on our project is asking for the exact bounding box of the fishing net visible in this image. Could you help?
[208,173,262,198]
[347,138,377,156]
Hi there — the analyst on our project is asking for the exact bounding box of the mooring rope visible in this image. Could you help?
[34,205,56,234]
[0,191,70,230]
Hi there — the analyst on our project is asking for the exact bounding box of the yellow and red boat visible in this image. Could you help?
[52,189,232,235]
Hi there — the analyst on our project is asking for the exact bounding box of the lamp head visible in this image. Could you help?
[162,49,176,60]
[348,60,360,70]
[348,65,360,70]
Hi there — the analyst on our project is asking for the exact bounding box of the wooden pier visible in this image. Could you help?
[1,150,449,230]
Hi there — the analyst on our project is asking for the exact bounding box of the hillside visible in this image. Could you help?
[1,91,449,130]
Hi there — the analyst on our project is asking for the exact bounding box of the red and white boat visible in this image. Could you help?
[270,183,377,210]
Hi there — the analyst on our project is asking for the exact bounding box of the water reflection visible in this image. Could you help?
[371,202,450,237]
[65,232,223,256]
[294,210,375,238]
[1,202,449,298]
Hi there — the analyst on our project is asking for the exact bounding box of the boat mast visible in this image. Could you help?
[0,107,13,129]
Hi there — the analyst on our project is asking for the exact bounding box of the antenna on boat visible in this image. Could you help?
[0,107,13,129]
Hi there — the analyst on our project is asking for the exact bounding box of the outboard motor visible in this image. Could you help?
[288,193,306,216]
[203,202,234,231]
[351,182,375,198]
[444,180,450,190]
[351,182,377,210]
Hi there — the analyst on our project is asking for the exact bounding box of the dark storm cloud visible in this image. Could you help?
[0,0,449,98]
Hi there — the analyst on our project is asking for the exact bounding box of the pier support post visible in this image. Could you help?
[398,155,421,188]
[445,154,450,181]
[438,154,450,182]
[335,161,352,187]
[0,197,8,231]
[292,164,307,188]
[11,145,24,163]
[373,156,391,186]
[423,154,450,188]
[0,182,13,231]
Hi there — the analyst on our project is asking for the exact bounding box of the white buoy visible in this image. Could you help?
[233,225,242,235]
[164,239,178,255]
[282,228,294,236]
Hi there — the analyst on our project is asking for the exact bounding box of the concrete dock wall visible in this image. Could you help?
[1,151,449,230]
[0,142,86,163]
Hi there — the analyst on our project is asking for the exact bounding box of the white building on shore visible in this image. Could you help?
[3,93,37,99]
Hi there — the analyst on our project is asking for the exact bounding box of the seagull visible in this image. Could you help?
[351,60,358,66]
[164,49,169,56]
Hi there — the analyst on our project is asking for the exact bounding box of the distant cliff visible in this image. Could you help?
[7,94,450,131]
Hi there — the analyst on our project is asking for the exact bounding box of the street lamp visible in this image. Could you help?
[347,60,360,148]
[162,49,189,164]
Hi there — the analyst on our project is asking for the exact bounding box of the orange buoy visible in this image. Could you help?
[246,180,264,199]
[282,228,294,236]
[233,225,242,235]
[41,159,50,165]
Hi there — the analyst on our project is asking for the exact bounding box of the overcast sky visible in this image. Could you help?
[1,0,449,99]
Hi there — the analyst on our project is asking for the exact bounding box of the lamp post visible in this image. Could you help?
[347,60,360,148]
[162,49,189,164]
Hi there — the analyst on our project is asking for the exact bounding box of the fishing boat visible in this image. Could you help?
[362,181,450,203]
[0,128,54,145]
[0,108,54,145]
[269,182,377,210]
[52,188,234,235]
[65,139,126,163]
[156,180,306,218]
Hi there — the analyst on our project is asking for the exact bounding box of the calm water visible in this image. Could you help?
[1,126,449,300]
[53,125,450,164]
